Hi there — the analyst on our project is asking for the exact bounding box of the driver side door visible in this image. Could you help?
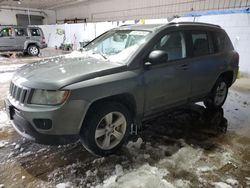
[143,31,191,116]
[0,27,16,51]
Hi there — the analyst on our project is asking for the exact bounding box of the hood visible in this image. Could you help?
[13,55,126,90]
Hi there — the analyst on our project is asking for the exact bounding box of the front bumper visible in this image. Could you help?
[5,97,88,145]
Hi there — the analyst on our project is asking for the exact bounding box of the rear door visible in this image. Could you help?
[0,27,16,51]
[14,27,28,50]
[188,30,222,99]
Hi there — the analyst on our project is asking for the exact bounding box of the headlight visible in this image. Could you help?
[30,90,69,105]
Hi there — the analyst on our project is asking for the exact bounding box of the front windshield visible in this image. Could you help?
[83,30,151,64]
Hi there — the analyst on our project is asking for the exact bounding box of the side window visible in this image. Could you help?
[0,28,12,37]
[14,28,27,37]
[29,28,41,36]
[213,31,234,52]
[153,31,186,61]
[191,31,210,57]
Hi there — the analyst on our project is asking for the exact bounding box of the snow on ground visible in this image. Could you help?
[56,182,72,188]
[97,164,172,188]
[0,64,25,73]
[0,110,10,128]
[0,72,14,84]
[93,140,202,188]
[0,63,25,84]
[0,57,6,61]
[213,182,233,188]
[0,141,8,148]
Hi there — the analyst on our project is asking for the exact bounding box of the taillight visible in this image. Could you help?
[42,37,46,43]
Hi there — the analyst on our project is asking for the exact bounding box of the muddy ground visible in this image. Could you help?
[0,51,250,188]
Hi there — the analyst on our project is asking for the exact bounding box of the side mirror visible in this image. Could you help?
[146,50,168,67]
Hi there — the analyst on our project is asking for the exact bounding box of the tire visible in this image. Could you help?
[80,102,132,156]
[27,45,40,56]
[204,78,228,109]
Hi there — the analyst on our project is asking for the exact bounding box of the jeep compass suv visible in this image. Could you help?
[5,22,239,156]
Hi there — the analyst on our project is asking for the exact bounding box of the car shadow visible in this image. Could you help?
[11,104,228,186]
[140,104,227,150]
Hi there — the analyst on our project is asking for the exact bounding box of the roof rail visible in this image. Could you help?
[168,22,221,28]
[0,24,17,26]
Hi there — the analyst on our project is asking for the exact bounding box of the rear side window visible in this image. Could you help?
[213,31,234,52]
[191,31,210,57]
[14,28,27,37]
[29,28,41,36]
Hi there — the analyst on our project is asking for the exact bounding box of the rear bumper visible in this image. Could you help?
[40,43,48,49]
[232,67,239,85]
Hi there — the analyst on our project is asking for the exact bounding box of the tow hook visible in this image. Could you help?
[130,123,138,135]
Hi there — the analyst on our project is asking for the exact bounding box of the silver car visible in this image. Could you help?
[0,26,47,56]
[5,22,239,156]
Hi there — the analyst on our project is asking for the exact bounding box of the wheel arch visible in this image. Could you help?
[218,71,234,87]
[24,42,40,51]
[81,93,137,129]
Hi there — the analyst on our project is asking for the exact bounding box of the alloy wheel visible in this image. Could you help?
[95,112,127,150]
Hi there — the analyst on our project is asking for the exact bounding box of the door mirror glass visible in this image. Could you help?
[147,50,168,65]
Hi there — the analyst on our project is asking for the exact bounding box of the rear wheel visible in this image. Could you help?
[80,102,131,156]
[27,45,40,56]
[204,78,228,109]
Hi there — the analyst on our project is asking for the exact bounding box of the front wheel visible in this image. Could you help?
[27,45,40,56]
[80,102,131,156]
[204,78,228,109]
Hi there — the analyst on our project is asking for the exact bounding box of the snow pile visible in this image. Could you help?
[226,178,239,187]
[159,146,203,174]
[56,182,72,188]
[0,110,11,128]
[97,163,172,188]
[174,179,192,188]
[65,51,86,59]
[0,72,13,83]
[197,166,216,173]
[246,177,250,186]
[126,137,143,150]
[0,64,25,73]
[0,141,8,148]
[212,178,239,188]
[213,182,232,188]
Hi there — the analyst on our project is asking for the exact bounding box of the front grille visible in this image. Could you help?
[9,82,30,104]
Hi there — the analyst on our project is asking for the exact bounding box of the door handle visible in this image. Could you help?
[9,37,14,39]
[26,37,30,39]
